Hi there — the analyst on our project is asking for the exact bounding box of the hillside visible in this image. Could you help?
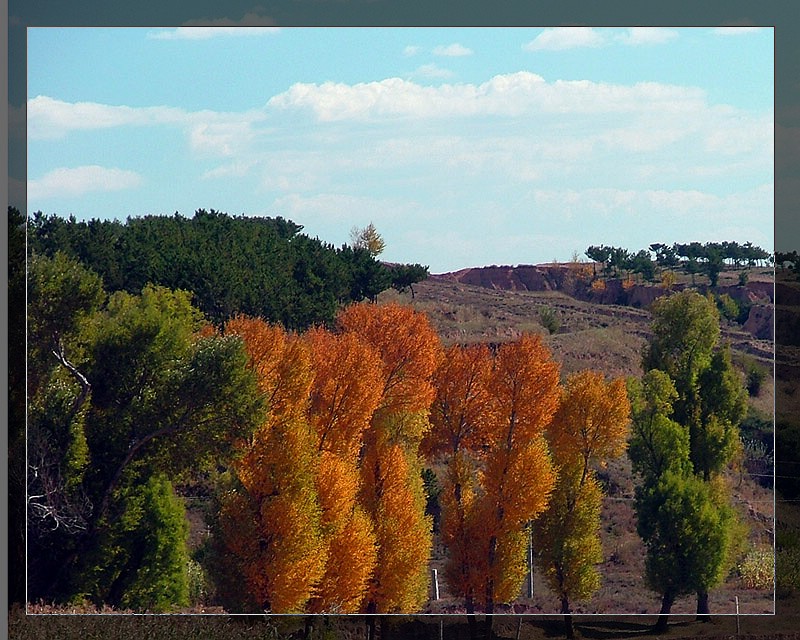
[376,263,780,616]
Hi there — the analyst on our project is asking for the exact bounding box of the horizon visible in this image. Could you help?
[26,27,774,273]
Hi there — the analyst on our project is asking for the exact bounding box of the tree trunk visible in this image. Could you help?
[654,591,675,633]
[561,596,575,639]
[366,601,378,640]
[696,590,711,623]
[466,595,478,640]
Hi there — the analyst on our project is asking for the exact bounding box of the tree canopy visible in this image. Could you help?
[27,210,428,330]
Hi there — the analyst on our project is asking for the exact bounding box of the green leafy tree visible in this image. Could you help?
[76,474,191,612]
[636,471,736,631]
[389,263,429,299]
[638,291,748,621]
[27,210,396,330]
[27,255,262,608]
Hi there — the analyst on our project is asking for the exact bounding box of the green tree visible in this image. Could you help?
[636,471,736,632]
[27,255,262,608]
[638,291,747,621]
[389,263,429,299]
[76,474,191,612]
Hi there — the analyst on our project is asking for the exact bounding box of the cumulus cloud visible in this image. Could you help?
[28,95,186,139]
[410,63,454,80]
[266,72,707,121]
[523,27,605,51]
[29,165,143,200]
[615,27,678,46]
[432,43,473,57]
[403,45,421,57]
[28,95,268,160]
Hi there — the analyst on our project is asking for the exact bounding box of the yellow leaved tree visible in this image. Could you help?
[337,302,443,614]
[217,317,326,613]
[535,370,631,638]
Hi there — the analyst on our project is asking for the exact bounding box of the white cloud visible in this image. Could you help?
[27,95,186,139]
[411,64,454,80]
[29,166,143,200]
[432,43,473,57]
[615,27,678,46]
[712,26,763,36]
[272,193,411,225]
[403,45,421,57]
[530,184,772,226]
[523,27,605,51]
[189,121,257,157]
[267,73,708,121]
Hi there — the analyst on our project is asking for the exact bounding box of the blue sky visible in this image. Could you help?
[26,26,773,273]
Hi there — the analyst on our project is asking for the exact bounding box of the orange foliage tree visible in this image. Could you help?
[337,302,444,613]
[217,317,327,613]
[477,335,561,617]
[535,370,631,638]
[425,335,561,625]
[423,343,494,615]
[303,328,384,613]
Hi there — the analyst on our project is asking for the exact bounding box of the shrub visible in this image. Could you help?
[715,293,740,323]
[738,547,774,590]
[746,362,767,397]
[539,306,561,334]
[777,547,800,597]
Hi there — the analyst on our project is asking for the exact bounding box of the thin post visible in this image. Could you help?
[736,596,740,635]
[527,521,534,598]
[433,568,440,600]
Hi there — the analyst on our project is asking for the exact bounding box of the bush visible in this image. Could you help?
[746,362,767,396]
[715,293,739,323]
[539,306,561,334]
[777,547,800,597]
[738,547,774,589]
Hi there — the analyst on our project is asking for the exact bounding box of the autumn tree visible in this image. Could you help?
[456,335,561,637]
[350,222,386,257]
[337,303,443,614]
[536,371,630,638]
[304,328,385,613]
[423,343,494,621]
[215,317,327,613]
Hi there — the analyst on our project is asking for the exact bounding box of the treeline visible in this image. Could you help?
[24,245,759,638]
[26,209,428,330]
[586,241,772,286]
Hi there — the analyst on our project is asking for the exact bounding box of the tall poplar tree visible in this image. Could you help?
[536,370,630,638]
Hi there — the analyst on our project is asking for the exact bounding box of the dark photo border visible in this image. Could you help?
[7,2,797,638]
